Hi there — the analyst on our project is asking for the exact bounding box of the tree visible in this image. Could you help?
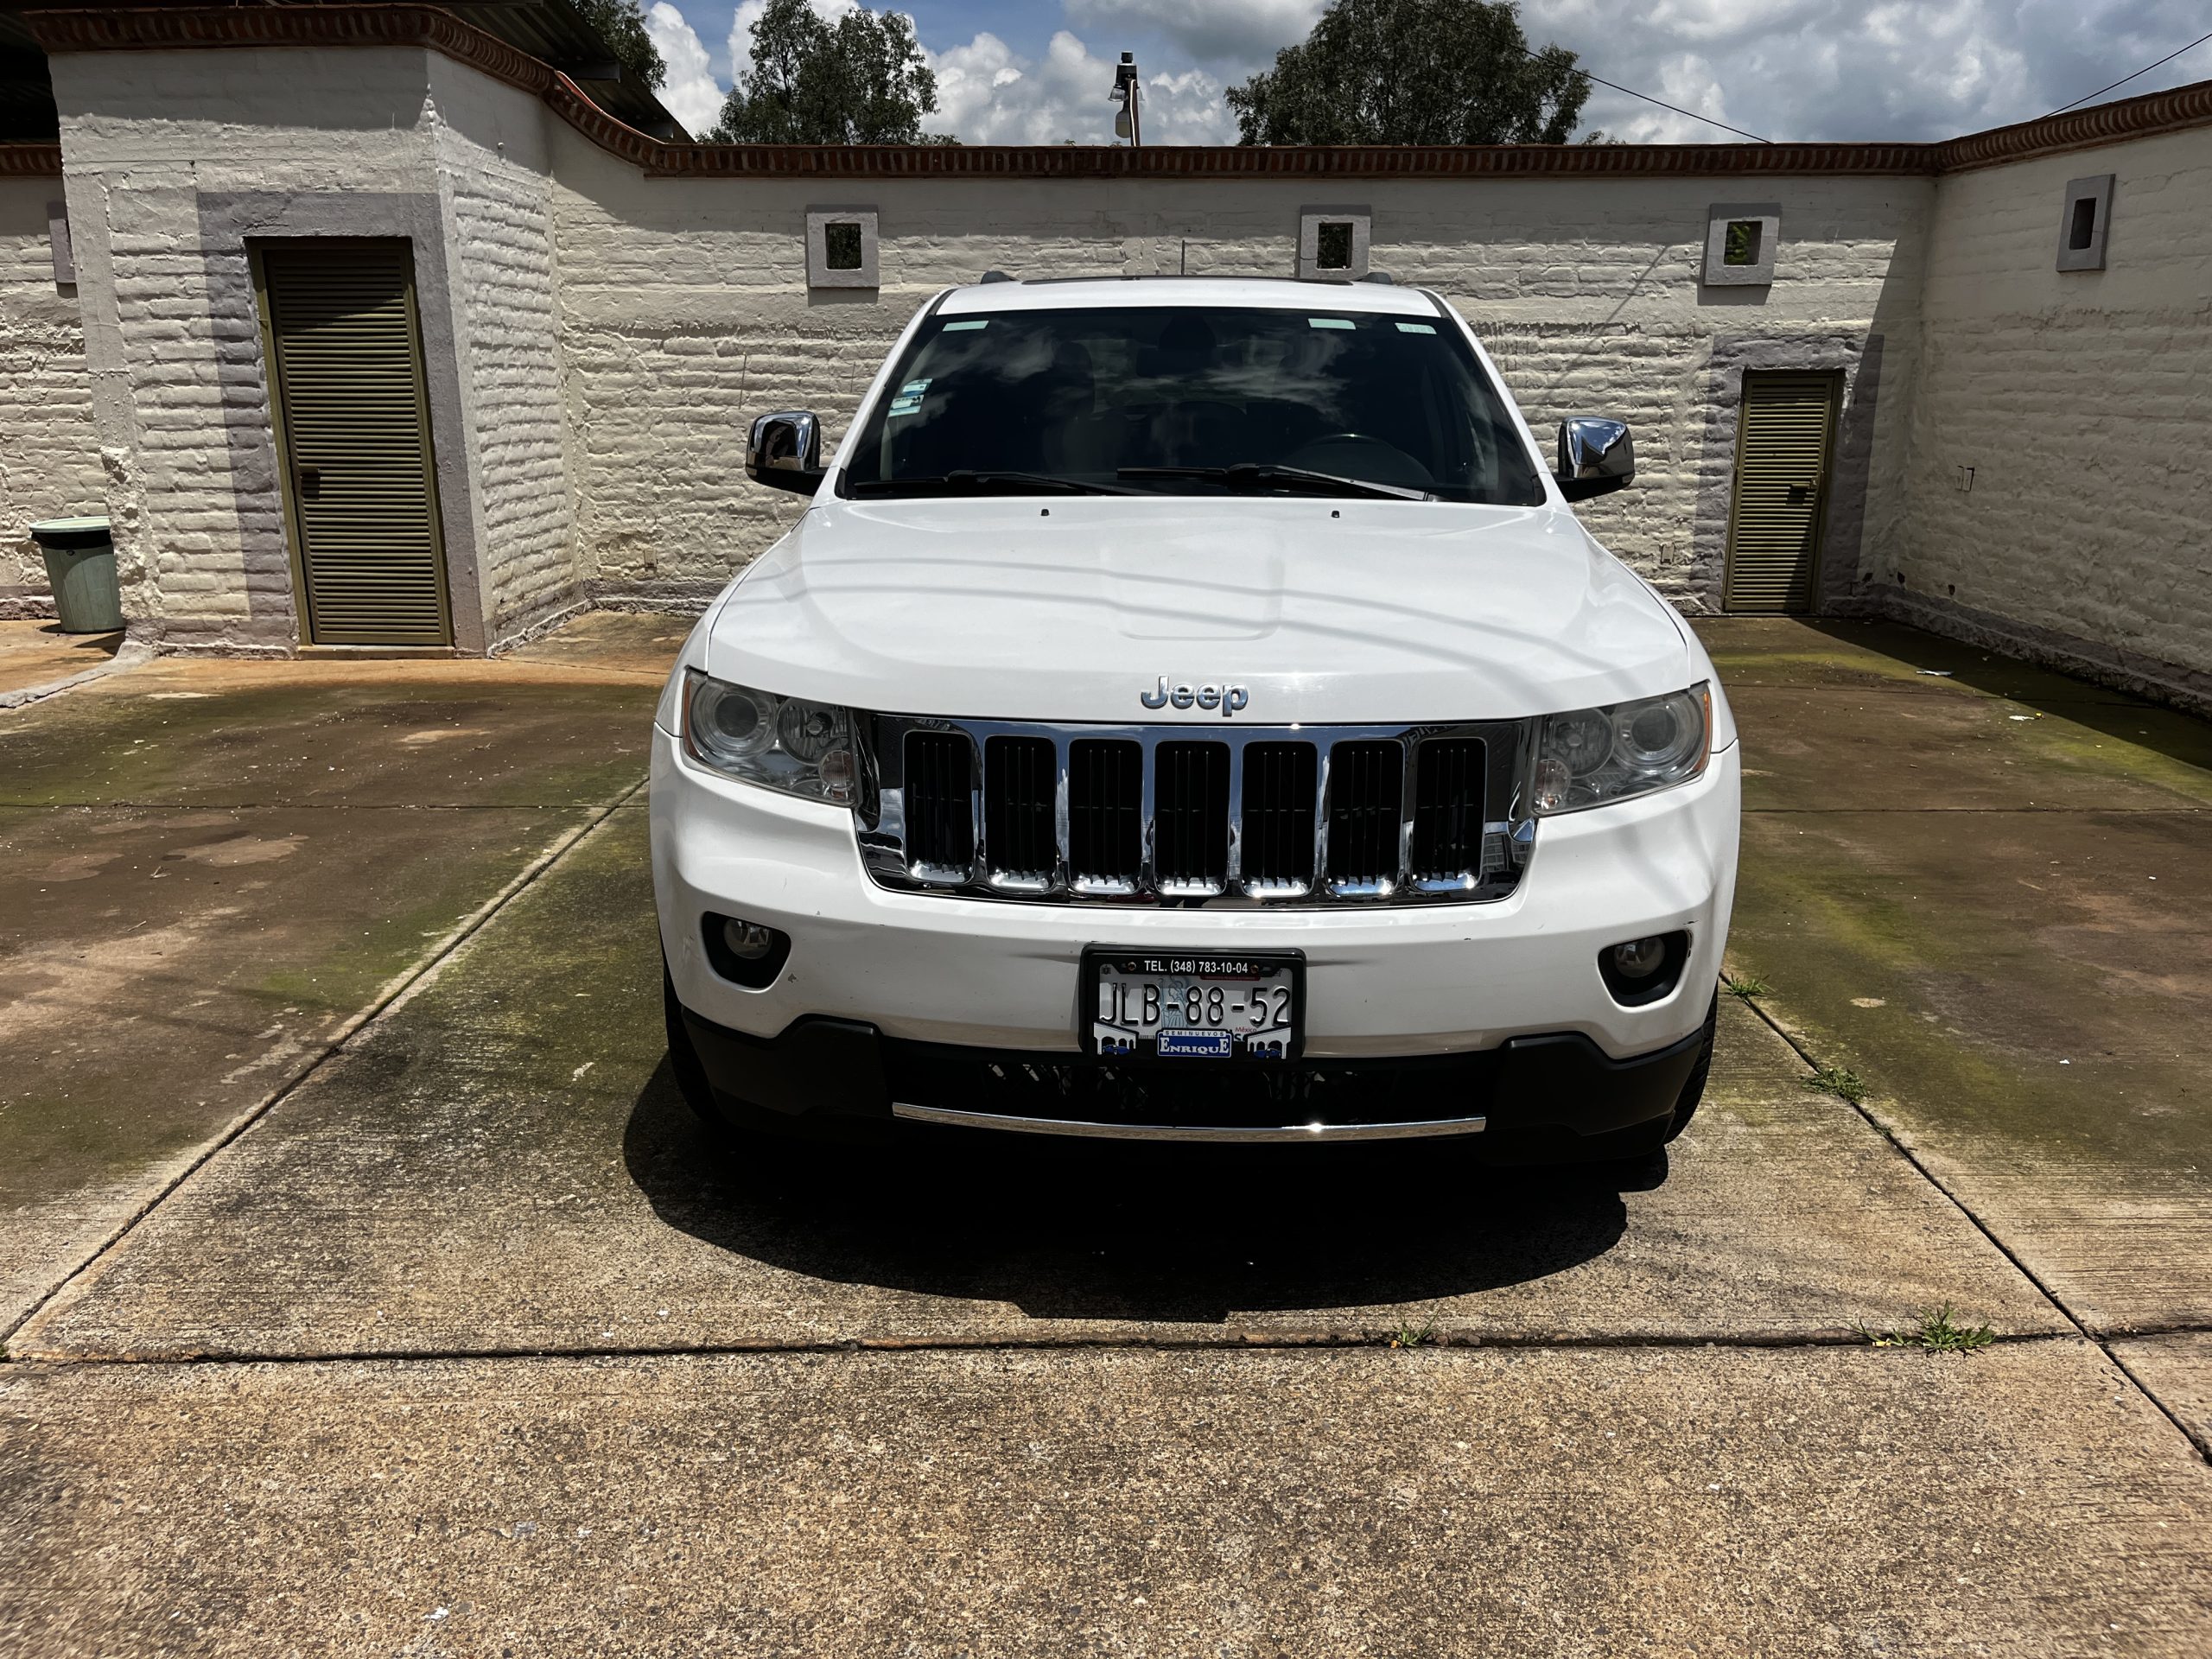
[1226,0,1590,146]
[570,0,665,89]
[711,0,938,144]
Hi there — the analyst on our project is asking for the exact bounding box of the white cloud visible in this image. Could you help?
[926,28,1236,144]
[1063,0,1323,75]
[644,3,728,137]
[1529,0,2212,142]
[628,0,2212,149]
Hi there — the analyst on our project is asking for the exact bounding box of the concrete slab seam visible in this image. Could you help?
[0,773,648,1357]
[1727,974,2212,1465]
[0,642,153,712]
[6,1328,2137,1373]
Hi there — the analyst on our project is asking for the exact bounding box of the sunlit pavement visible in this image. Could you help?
[2,614,2208,1654]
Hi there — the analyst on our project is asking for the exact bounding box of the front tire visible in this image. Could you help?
[1661,994,1719,1143]
[664,964,726,1128]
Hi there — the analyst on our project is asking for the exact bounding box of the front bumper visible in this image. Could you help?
[652,727,1738,1135]
[674,994,1711,1150]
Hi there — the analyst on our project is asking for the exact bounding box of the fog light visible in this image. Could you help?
[1597,930,1688,1007]
[702,912,791,988]
[1611,937,1668,979]
[724,918,778,960]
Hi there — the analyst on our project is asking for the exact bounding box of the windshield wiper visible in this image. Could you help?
[850,470,1139,497]
[1117,462,1432,501]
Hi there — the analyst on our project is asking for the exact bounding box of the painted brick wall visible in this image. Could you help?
[0,180,105,615]
[1896,129,2212,700]
[51,46,455,651]
[548,141,1929,615]
[430,56,580,645]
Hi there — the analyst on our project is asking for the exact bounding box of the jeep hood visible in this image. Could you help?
[704,496,1690,725]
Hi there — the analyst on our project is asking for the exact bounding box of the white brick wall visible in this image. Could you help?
[0,179,105,614]
[16,39,2209,701]
[430,55,580,645]
[1896,129,2212,691]
[51,47,452,650]
[547,144,1929,612]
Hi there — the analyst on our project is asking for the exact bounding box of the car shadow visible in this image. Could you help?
[622,1058,1656,1325]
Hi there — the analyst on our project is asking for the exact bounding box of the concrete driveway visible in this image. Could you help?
[2,614,2208,1654]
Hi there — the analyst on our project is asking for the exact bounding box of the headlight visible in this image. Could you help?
[682,670,859,804]
[1532,683,1711,815]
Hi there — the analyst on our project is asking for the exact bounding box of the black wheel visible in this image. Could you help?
[664,964,727,1128]
[662,966,888,1147]
[1661,993,1719,1143]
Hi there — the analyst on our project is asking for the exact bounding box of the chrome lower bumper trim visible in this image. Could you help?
[890,1102,1488,1142]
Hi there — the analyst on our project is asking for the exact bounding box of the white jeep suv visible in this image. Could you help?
[652,276,1738,1158]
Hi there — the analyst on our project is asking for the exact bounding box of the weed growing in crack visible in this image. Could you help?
[1723,972,1770,1000]
[1388,1320,1437,1350]
[1803,1065,1867,1103]
[1855,1305,1995,1353]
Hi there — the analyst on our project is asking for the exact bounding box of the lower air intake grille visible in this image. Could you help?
[1325,741,1402,890]
[985,735,1056,886]
[1410,739,1487,881]
[903,730,975,875]
[1068,739,1141,891]
[1154,741,1230,893]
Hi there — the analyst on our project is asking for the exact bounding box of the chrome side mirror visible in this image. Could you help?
[747,410,825,495]
[1555,417,1634,502]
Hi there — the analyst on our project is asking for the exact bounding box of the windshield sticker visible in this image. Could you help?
[1395,321,1437,334]
[1307,317,1355,330]
[887,378,931,417]
[941,319,989,332]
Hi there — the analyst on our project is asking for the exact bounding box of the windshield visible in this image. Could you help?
[840,303,1545,505]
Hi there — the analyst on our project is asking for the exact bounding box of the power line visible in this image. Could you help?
[1524,46,1771,144]
[2046,27,2212,117]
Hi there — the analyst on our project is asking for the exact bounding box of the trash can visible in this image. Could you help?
[29,517,122,633]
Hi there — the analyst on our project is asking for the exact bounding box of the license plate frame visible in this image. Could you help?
[1080,947,1305,1063]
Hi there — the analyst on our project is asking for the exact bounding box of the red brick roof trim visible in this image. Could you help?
[0,144,65,176]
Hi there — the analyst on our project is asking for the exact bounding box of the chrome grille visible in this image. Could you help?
[983,735,1056,890]
[1240,741,1318,897]
[861,716,1534,908]
[1322,740,1403,896]
[902,730,976,877]
[1154,741,1231,895]
[1411,738,1487,888]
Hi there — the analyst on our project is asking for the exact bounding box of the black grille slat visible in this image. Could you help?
[1411,739,1487,879]
[1154,741,1230,888]
[1325,741,1403,887]
[903,730,975,873]
[985,736,1057,881]
[1240,741,1318,889]
[1068,739,1142,887]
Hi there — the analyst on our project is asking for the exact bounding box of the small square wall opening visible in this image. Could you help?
[806,207,879,289]
[2056,176,2113,270]
[1298,207,1370,279]
[823,221,863,270]
[1704,203,1778,286]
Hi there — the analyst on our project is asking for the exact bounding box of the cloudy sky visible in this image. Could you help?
[642,0,2212,146]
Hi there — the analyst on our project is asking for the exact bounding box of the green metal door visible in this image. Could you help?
[1723,374,1838,615]
[257,240,451,645]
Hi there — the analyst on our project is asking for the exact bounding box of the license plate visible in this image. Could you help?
[1083,950,1302,1061]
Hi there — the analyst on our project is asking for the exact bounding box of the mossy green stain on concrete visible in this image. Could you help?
[0,680,657,809]
[0,613,686,1330]
[1708,618,2212,1329]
